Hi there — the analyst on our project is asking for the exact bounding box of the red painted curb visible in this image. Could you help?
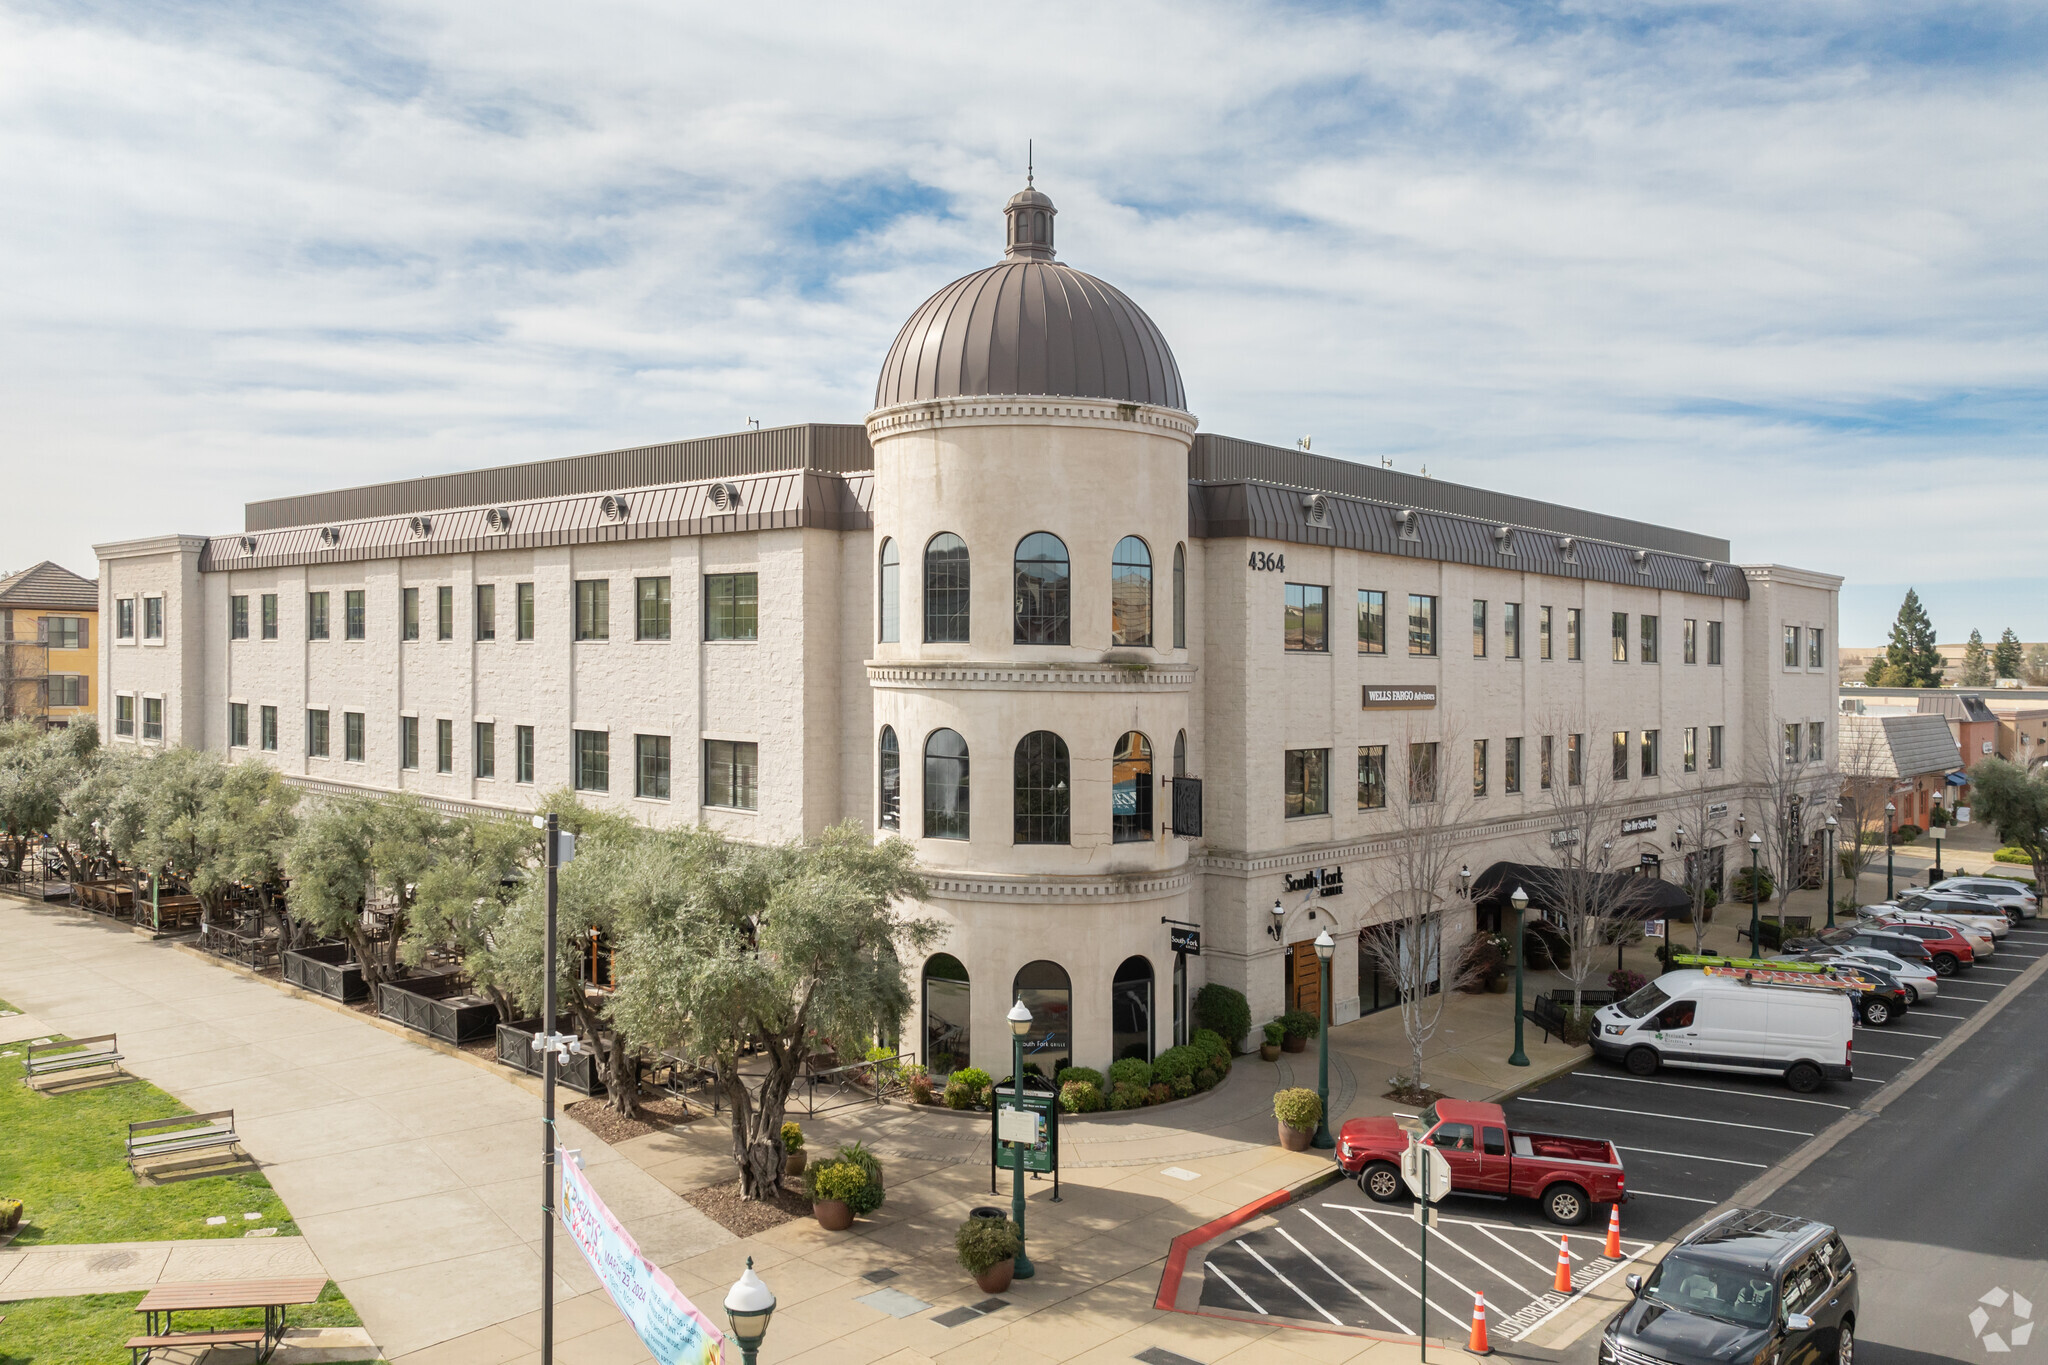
[1153,1170,1336,1311]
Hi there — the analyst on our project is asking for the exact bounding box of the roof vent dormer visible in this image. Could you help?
[318,526,341,548]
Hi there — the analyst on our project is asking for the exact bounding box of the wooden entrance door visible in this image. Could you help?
[1289,940,1322,1016]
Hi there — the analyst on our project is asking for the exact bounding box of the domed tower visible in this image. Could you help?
[868,179,1199,1078]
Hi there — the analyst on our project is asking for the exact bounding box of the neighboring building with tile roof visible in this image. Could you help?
[0,560,98,726]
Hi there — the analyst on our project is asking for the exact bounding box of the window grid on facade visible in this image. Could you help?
[307,709,329,758]
[260,705,277,751]
[574,580,608,640]
[923,729,969,838]
[1110,536,1152,647]
[1357,590,1385,654]
[115,694,134,736]
[1540,734,1554,789]
[1709,724,1725,769]
[1112,731,1153,842]
[476,585,496,641]
[1173,543,1186,649]
[1640,729,1659,777]
[1784,625,1800,667]
[1568,733,1583,786]
[924,533,970,643]
[1408,594,1437,656]
[230,596,248,640]
[705,739,757,809]
[517,583,535,640]
[1504,603,1521,659]
[1539,605,1553,660]
[1285,748,1329,818]
[117,599,135,639]
[143,697,163,740]
[1013,533,1070,645]
[516,725,535,783]
[1505,736,1522,793]
[1014,731,1071,844]
[574,730,609,792]
[401,716,419,770]
[878,540,900,643]
[878,726,900,829]
[1808,629,1824,669]
[1684,618,1698,664]
[1612,730,1628,780]
[437,719,454,774]
[1708,619,1724,665]
[1409,742,1438,804]
[1611,611,1627,662]
[1641,614,1658,663]
[476,722,496,779]
[438,586,455,641]
[637,577,671,640]
[143,597,164,640]
[229,702,248,748]
[704,573,757,641]
[1784,722,1801,763]
[635,734,669,798]
[1472,600,1487,657]
[1808,721,1824,762]
[345,590,366,641]
[307,592,329,641]
[48,675,84,707]
[1472,738,1488,796]
[1567,607,1582,660]
[1358,745,1387,809]
[343,712,364,762]
[403,588,419,640]
[1284,583,1328,652]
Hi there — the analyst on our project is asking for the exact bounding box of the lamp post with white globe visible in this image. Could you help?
[723,1258,776,1365]
[1311,929,1335,1150]
[1006,999,1036,1281]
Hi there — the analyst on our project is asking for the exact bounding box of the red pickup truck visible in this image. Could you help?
[1337,1098,1627,1225]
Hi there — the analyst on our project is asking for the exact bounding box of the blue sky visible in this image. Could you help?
[1,1,2043,645]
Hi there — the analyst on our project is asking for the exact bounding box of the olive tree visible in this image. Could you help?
[404,811,541,1020]
[1966,758,2048,891]
[283,793,445,991]
[126,749,300,920]
[0,719,98,874]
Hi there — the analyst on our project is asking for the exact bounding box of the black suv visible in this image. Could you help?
[1601,1208,1857,1365]
[1787,924,1934,967]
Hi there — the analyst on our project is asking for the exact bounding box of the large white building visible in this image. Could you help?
[98,181,1842,1077]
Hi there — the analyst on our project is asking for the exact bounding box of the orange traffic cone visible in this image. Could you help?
[1554,1234,1574,1294]
[1468,1292,1492,1354]
[1605,1205,1624,1259]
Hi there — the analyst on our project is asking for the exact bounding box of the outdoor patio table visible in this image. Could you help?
[134,1275,328,1360]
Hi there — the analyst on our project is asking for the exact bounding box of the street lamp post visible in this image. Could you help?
[1931,820,1945,881]
[1747,833,1764,956]
[1824,815,1839,929]
[723,1258,776,1365]
[1311,929,1335,1149]
[1508,886,1530,1067]
[1885,802,1897,902]
[1006,1000,1036,1281]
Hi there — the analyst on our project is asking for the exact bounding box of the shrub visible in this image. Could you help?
[1059,1080,1105,1114]
[1895,823,1922,845]
[807,1161,867,1204]
[1151,1045,1200,1088]
[1995,846,2033,865]
[908,1074,937,1105]
[0,1198,20,1234]
[835,1142,885,1216]
[1108,1057,1153,1091]
[1730,866,1776,902]
[952,1067,993,1106]
[1192,1029,1231,1071]
[1929,805,1953,828]
[956,1216,1021,1275]
[1170,1073,1194,1098]
[1193,1066,1219,1092]
[1279,1010,1320,1041]
[1109,1081,1147,1110]
[1557,1006,1596,1047]
[943,1079,976,1110]
[1148,1082,1172,1105]
[1273,1087,1322,1132]
[1608,969,1648,999]
[1263,1020,1285,1047]
[1193,982,1252,1052]
[780,1121,804,1154]
[1055,1066,1104,1090]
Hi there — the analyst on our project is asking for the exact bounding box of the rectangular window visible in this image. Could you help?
[1568,733,1584,786]
[230,596,249,640]
[48,675,85,707]
[574,730,610,792]
[116,694,135,736]
[229,703,249,748]
[402,587,419,641]
[345,711,365,762]
[1611,611,1628,662]
[344,589,365,640]
[879,549,899,644]
[516,725,535,783]
[1541,734,1554,790]
[307,592,329,641]
[1567,607,1582,661]
[517,582,535,641]
[1612,730,1629,780]
[1408,594,1438,656]
[438,586,455,641]
[1684,726,1698,773]
[1683,618,1698,664]
[143,697,163,741]
[1641,615,1658,663]
[1357,745,1387,810]
[1784,625,1800,668]
[143,597,164,640]
[1284,747,1330,817]
[1784,722,1801,763]
[1539,606,1553,660]
[117,598,136,639]
[1284,583,1329,652]
[1808,721,1824,762]
[437,719,454,774]
[1709,725,1725,769]
[401,716,419,770]
[1473,738,1488,796]
[704,573,758,641]
[475,722,496,779]
[635,734,670,799]
[1504,603,1521,659]
[44,616,83,650]
[637,577,672,641]
[1505,736,1522,793]
[1641,729,1659,777]
[476,585,496,641]
[1472,599,1487,657]
[704,738,757,809]
[1357,589,1385,654]
[1408,741,1438,804]
[307,709,329,758]
[261,705,277,751]
[1808,628,1824,669]
[250,594,270,641]
[1708,619,1724,665]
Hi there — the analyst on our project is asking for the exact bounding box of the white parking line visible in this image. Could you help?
[1575,1072,1849,1109]
[1275,1222,1410,1333]
[1613,1143,1767,1168]
[1511,1252,1645,1341]
[1907,1011,1969,1020]
[1207,1257,1267,1314]
[1969,965,2026,973]
[1627,1189,1720,1204]
[1473,1221,1574,1276]
[1426,1223,1538,1299]
[1879,1030,1947,1040]
[1352,1209,1487,1302]
[1851,1049,1918,1060]
[1514,1096,1815,1136]
[1313,1208,1458,1327]
[1242,1239,1343,1326]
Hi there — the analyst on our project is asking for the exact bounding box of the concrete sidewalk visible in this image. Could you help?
[0,1234,324,1298]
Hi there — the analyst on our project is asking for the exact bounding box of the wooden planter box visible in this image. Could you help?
[282,943,368,1003]
[496,1020,604,1096]
[380,973,498,1044]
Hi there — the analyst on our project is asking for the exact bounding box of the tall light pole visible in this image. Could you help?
[1508,886,1530,1067]
[1824,814,1839,928]
[1885,801,1897,902]
[723,1259,776,1365]
[1931,819,1945,882]
[1311,929,1335,1149]
[1006,1000,1036,1281]
[1747,832,1764,956]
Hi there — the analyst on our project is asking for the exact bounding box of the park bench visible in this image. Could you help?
[125,1329,267,1364]
[126,1109,242,1169]
[22,1034,124,1086]
[1524,995,1571,1044]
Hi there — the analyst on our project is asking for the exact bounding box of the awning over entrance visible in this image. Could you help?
[1945,771,1971,786]
[1470,860,1694,921]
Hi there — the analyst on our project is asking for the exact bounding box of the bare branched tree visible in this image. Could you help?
[1751,716,1839,903]
[1522,718,1646,1012]
[1834,718,1900,909]
[1669,770,1735,957]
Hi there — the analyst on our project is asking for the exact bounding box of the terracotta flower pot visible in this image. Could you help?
[974,1259,1015,1293]
[1282,1035,1308,1053]
[1488,976,1510,994]
[785,1150,807,1177]
[1278,1121,1312,1151]
[814,1199,853,1231]
[1259,1043,1281,1062]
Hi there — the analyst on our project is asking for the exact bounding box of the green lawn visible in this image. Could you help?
[0,1283,370,1365]
[0,1043,295,1245]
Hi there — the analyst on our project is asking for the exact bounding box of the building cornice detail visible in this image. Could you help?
[921,869,1190,903]
[1742,564,1846,592]
[865,396,1198,445]
[95,534,211,561]
[868,660,1196,691]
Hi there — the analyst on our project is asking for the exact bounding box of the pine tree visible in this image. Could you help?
[1962,629,1993,686]
[1879,588,1944,688]
[1995,627,2024,679]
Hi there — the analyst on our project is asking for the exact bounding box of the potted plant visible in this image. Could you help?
[1259,1021,1284,1062]
[806,1160,865,1231]
[0,1198,22,1237]
[781,1121,806,1177]
[955,1214,1022,1293]
[1278,1010,1318,1053]
[1274,1088,1321,1152]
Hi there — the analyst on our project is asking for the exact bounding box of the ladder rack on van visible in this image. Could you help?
[1700,966,1869,992]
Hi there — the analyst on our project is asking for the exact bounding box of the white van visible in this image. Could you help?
[1591,970,1855,1094]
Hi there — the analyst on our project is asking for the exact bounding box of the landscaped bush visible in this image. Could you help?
[780,1121,804,1154]
[806,1160,867,1205]
[943,1079,976,1110]
[1109,1082,1146,1110]
[1148,1082,1172,1105]
[1169,1073,1194,1098]
[1151,1045,1201,1089]
[1191,1029,1231,1072]
[835,1142,885,1216]
[0,1197,21,1235]
[1894,823,1922,845]
[1107,1057,1153,1091]
[908,1073,936,1105]
[1263,1020,1285,1048]
[1193,1066,1219,1092]
[951,1067,992,1106]
[1995,847,2034,867]
[1055,1066,1104,1090]
[1273,1087,1322,1132]
[1730,866,1776,903]
[1059,1080,1104,1113]
[1193,982,1252,1052]
[955,1216,1021,1276]
[1278,1010,1320,1041]
[1608,969,1648,998]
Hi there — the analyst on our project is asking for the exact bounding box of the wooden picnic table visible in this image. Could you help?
[132,1276,327,1361]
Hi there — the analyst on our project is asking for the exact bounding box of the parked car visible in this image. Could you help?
[1799,946,1939,1003]
[1862,909,1995,960]
[1887,893,2011,937]
[1593,970,1855,1093]
[1602,1208,1857,1365]
[1929,876,2037,919]
[1786,924,1936,969]
[1853,919,1977,975]
[1338,1099,1626,1226]
[1831,963,1909,1026]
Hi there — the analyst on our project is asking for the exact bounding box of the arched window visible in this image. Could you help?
[1112,955,1154,1062]
[1013,731,1070,844]
[1113,731,1153,843]
[1013,960,1072,1080]
[878,726,900,830]
[1172,543,1186,649]
[923,953,970,1075]
[1013,533,1071,644]
[1034,210,1047,244]
[1174,729,1187,777]
[925,533,970,643]
[1111,536,1152,647]
[923,728,969,839]
[878,539,899,643]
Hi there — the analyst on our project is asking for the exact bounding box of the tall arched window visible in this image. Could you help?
[923,729,969,839]
[1174,729,1187,777]
[925,533,970,643]
[1172,543,1186,649]
[923,953,970,1075]
[1013,731,1071,844]
[878,726,900,830]
[878,539,899,643]
[1113,731,1153,843]
[1013,959,1072,1079]
[1111,536,1152,647]
[1112,955,1154,1062]
[1013,533,1071,644]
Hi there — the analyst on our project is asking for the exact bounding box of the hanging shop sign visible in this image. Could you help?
[1283,866,1345,897]
[1169,926,1202,956]
[1550,828,1580,848]
[1621,815,1659,834]
[1362,684,1437,711]
[1708,802,1729,817]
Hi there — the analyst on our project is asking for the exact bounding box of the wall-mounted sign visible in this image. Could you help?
[1707,802,1729,818]
[1550,828,1580,848]
[1283,866,1345,897]
[1621,815,1659,834]
[1362,684,1438,711]
[1248,550,1287,572]
[1169,926,1202,956]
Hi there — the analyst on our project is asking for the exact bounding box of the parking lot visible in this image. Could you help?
[1197,924,2048,1341]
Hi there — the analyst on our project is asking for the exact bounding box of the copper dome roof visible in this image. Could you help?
[873,185,1187,413]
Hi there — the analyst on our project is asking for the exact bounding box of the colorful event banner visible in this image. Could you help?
[558,1149,724,1365]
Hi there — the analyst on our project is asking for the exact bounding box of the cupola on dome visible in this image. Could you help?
[874,178,1187,413]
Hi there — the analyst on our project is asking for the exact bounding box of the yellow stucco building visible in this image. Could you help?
[0,561,99,726]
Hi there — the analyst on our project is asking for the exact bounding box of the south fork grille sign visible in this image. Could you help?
[1283,866,1344,897]
[1362,684,1437,710]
